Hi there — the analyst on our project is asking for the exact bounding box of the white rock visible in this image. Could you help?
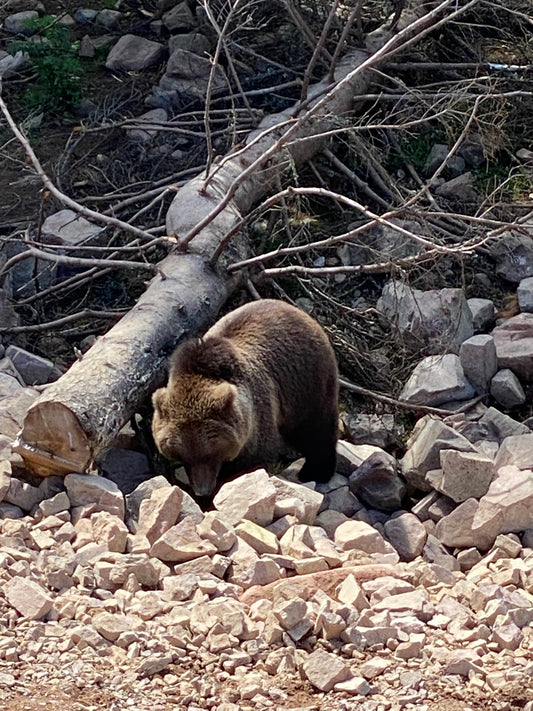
[37,491,70,518]
[5,577,53,620]
[150,517,217,562]
[270,476,323,523]
[376,281,473,354]
[402,417,477,491]
[213,469,276,526]
[456,547,482,571]
[401,354,476,406]
[335,676,371,695]
[384,512,427,561]
[4,477,43,512]
[363,576,415,603]
[226,537,282,588]
[91,511,129,553]
[472,465,533,548]
[492,313,533,381]
[65,473,124,519]
[92,611,141,641]
[459,334,498,394]
[479,406,530,442]
[279,524,315,559]
[301,648,352,692]
[443,650,483,677]
[172,554,215,577]
[236,520,279,555]
[334,519,390,554]
[196,511,236,552]
[359,657,391,679]
[160,573,199,601]
[136,485,183,544]
[435,498,480,549]
[336,574,370,610]
[344,625,398,649]
[273,496,307,521]
[493,433,533,471]
[311,535,344,568]
[314,609,346,640]
[372,589,429,616]
[136,654,173,678]
[438,449,494,502]
[395,633,425,659]
[293,557,329,575]
[273,597,307,630]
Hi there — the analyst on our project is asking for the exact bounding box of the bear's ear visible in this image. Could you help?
[152,387,167,412]
[211,381,235,411]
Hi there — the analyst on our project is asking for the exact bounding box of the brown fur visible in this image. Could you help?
[152,299,339,497]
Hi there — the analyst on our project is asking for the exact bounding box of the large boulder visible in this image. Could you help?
[376,281,473,354]
[400,354,476,406]
[349,450,406,512]
[486,222,533,282]
[459,335,497,395]
[106,35,165,72]
[492,313,533,381]
[402,418,477,491]
[471,466,533,548]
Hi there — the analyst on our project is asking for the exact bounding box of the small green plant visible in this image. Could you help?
[8,15,84,115]
[390,133,436,171]
[473,163,533,203]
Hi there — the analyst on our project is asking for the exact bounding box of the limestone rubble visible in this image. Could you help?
[0,453,530,708]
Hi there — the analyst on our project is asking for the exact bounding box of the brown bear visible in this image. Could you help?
[152,299,339,497]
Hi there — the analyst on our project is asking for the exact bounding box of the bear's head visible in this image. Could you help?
[152,372,251,497]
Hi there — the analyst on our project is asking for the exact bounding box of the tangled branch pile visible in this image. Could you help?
[0,0,532,397]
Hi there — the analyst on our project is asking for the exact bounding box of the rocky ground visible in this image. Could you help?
[1,1,533,709]
[2,269,533,711]
[1,390,533,709]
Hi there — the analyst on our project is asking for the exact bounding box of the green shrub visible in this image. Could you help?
[390,134,435,171]
[8,15,84,115]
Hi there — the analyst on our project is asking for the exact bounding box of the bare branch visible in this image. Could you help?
[178,0,481,251]
[0,308,127,334]
[300,0,341,101]
[0,245,157,283]
[339,377,486,417]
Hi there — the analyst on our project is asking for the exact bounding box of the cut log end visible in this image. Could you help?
[14,401,92,477]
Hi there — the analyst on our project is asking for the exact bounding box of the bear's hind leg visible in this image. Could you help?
[285,416,338,484]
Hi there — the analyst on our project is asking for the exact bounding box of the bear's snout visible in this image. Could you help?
[186,462,220,498]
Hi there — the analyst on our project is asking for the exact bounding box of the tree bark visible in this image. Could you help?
[14,2,442,476]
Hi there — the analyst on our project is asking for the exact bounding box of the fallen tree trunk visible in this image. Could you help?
[14,2,457,476]
[14,255,230,475]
